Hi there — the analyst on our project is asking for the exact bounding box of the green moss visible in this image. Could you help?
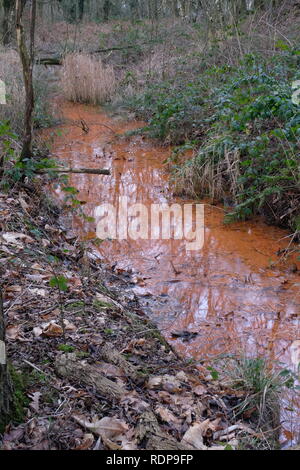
[65,301,85,311]
[57,344,75,353]
[104,328,114,335]
[93,299,114,310]
[7,364,30,426]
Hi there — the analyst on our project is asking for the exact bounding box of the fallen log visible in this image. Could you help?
[101,342,140,381]
[55,354,191,450]
[36,57,62,65]
[36,167,110,175]
[36,40,160,66]
[55,353,124,399]
[136,411,187,451]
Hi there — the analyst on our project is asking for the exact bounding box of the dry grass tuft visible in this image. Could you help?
[61,53,116,105]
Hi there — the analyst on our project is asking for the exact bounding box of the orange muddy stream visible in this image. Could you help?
[51,103,300,441]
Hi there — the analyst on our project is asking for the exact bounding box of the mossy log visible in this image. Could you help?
[55,353,125,400]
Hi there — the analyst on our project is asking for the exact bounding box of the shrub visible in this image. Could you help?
[61,53,116,105]
[126,49,300,231]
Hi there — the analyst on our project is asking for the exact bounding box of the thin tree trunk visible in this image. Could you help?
[2,0,13,45]
[16,0,36,161]
[103,0,111,21]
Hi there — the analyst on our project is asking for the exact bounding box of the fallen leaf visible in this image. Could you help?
[194,385,207,396]
[155,406,182,429]
[74,433,94,450]
[121,393,150,413]
[3,427,24,443]
[28,392,41,413]
[147,376,163,389]
[181,420,210,450]
[96,362,122,378]
[1,232,34,246]
[73,414,128,439]
[33,327,43,338]
[43,322,63,337]
[6,325,21,340]
[147,375,182,393]
[28,288,46,297]
[176,371,188,382]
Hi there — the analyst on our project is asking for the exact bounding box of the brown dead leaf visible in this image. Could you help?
[3,426,25,443]
[96,362,122,377]
[6,285,23,293]
[6,325,20,339]
[73,414,136,450]
[43,322,63,337]
[1,232,34,246]
[155,406,182,429]
[147,376,163,389]
[28,392,41,413]
[194,384,207,396]
[73,414,127,439]
[63,319,76,331]
[181,419,210,450]
[147,375,182,393]
[41,319,76,337]
[121,393,150,413]
[157,391,173,404]
[74,433,94,450]
[18,194,29,212]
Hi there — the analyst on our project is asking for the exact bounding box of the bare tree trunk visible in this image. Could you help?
[103,0,111,21]
[0,287,13,432]
[2,0,14,45]
[78,0,85,20]
[16,0,36,161]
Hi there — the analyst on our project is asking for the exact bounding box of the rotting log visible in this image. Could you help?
[136,411,187,451]
[36,57,62,65]
[55,353,125,400]
[35,40,160,66]
[55,354,187,449]
[100,342,140,381]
